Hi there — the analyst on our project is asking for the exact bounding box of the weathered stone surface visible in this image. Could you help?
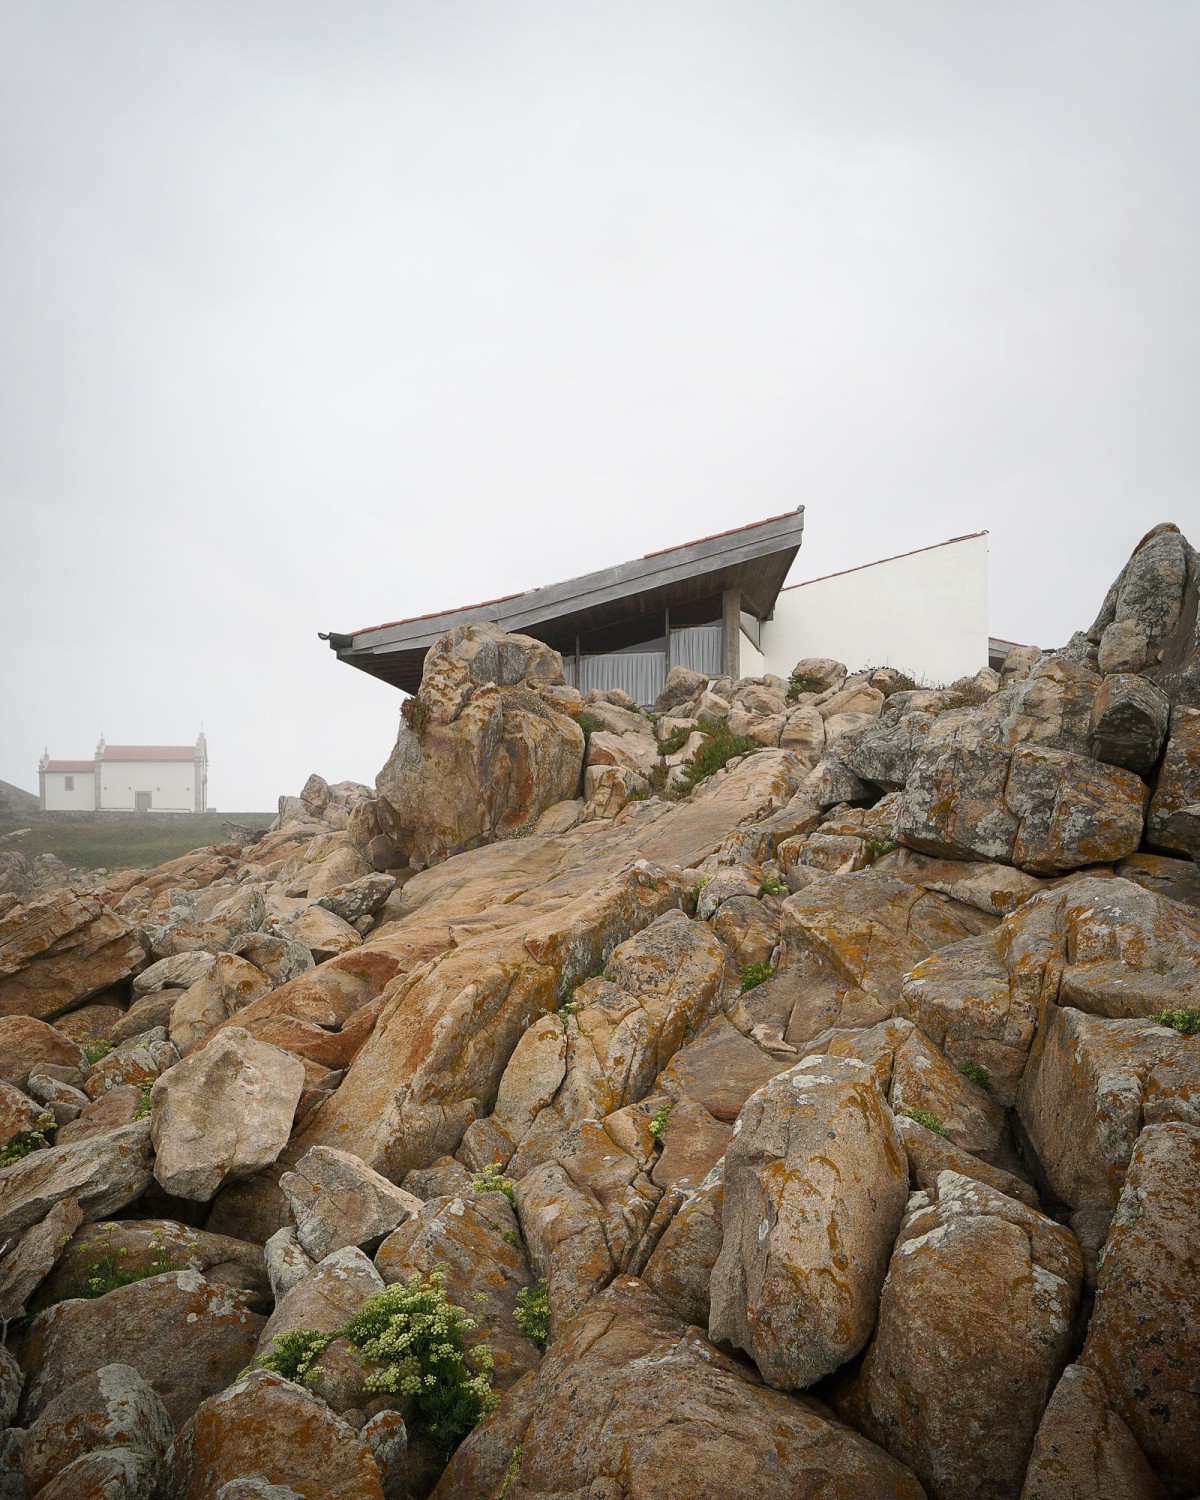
[1081,1122,1200,1495]
[150,885,265,960]
[0,1346,20,1429]
[305,843,373,901]
[272,903,364,962]
[84,1032,178,1099]
[0,890,146,1021]
[434,1275,924,1499]
[377,625,584,869]
[849,1171,1082,1500]
[229,931,315,988]
[19,1271,264,1428]
[1148,705,1200,854]
[0,1195,82,1320]
[654,664,708,713]
[641,1162,724,1325]
[314,873,397,924]
[1007,745,1147,873]
[1020,1362,1167,1500]
[131,951,217,999]
[263,1225,314,1300]
[255,1246,384,1361]
[33,1446,158,1498]
[152,1029,305,1201]
[709,1055,907,1389]
[1088,673,1172,774]
[168,954,275,1055]
[889,1025,1008,1160]
[1088,522,1191,676]
[894,1111,1039,1207]
[1017,1006,1199,1254]
[22,1363,173,1497]
[0,1015,85,1090]
[375,1190,540,1388]
[0,1121,152,1240]
[280,1146,421,1261]
[791,657,847,693]
[0,1077,45,1147]
[654,1015,785,1123]
[164,1369,384,1500]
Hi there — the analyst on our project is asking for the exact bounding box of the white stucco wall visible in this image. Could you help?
[99,760,197,812]
[43,771,96,810]
[738,631,766,679]
[762,534,990,686]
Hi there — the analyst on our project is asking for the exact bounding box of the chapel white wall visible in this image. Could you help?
[99,760,197,812]
[762,534,990,686]
[42,772,96,811]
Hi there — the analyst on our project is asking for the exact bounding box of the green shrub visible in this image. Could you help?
[759,872,785,897]
[658,725,692,756]
[740,962,776,993]
[876,671,920,697]
[342,1270,498,1455]
[259,1327,335,1384]
[958,1060,991,1091]
[648,1101,673,1140]
[514,1280,550,1350]
[69,1227,180,1299]
[80,1039,114,1065]
[1153,1007,1200,1036]
[626,786,650,802]
[648,763,670,798]
[901,1107,949,1138]
[472,1164,517,1207]
[676,721,756,794]
[787,675,825,700]
[0,1114,55,1169]
[576,711,607,744]
[865,836,899,858]
[133,1084,154,1120]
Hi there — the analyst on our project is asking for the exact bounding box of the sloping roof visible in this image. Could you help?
[44,760,95,774]
[325,507,805,693]
[101,746,196,762]
[780,532,987,591]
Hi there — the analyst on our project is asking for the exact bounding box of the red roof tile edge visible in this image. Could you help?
[781,532,987,592]
[101,746,197,761]
[44,761,96,774]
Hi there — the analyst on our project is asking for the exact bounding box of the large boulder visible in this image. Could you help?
[279,1146,421,1261]
[709,1055,908,1389]
[847,1171,1083,1500]
[254,1246,384,1363]
[0,1015,85,1089]
[0,1121,152,1239]
[433,1276,925,1499]
[164,1369,383,1500]
[1087,673,1172,774]
[1081,1122,1200,1495]
[376,623,584,869]
[19,1270,264,1428]
[1148,705,1200,855]
[1020,1363,1168,1500]
[21,1363,173,1497]
[151,1028,305,1201]
[0,890,146,1021]
[0,1196,83,1320]
[1087,522,1193,678]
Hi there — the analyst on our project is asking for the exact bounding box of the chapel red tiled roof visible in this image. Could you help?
[44,760,95,774]
[101,746,197,761]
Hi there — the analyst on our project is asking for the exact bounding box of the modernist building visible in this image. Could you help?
[40,736,208,813]
[322,508,992,706]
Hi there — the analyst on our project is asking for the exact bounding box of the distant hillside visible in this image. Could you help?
[0,778,38,815]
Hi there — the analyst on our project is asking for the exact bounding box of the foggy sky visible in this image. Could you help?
[2,2,1198,809]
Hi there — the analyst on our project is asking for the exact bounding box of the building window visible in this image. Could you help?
[64,776,73,791]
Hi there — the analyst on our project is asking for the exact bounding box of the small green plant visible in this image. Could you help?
[133,1083,154,1119]
[497,1445,524,1500]
[70,1227,180,1299]
[740,962,777,993]
[80,1039,114,1065]
[759,872,785,897]
[0,1114,55,1169]
[556,998,583,1029]
[648,1100,673,1141]
[576,711,607,744]
[402,694,432,738]
[676,721,757,794]
[941,681,992,709]
[514,1279,551,1350]
[502,1228,521,1249]
[472,1164,517,1207]
[626,786,650,801]
[901,1107,950,1138]
[787,674,825,700]
[658,724,692,756]
[876,671,920,697]
[259,1326,335,1384]
[865,836,899,858]
[648,762,670,798]
[1152,1007,1200,1036]
[958,1060,991,1091]
[342,1269,499,1456]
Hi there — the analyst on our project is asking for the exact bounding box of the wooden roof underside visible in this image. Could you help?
[325,507,804,694]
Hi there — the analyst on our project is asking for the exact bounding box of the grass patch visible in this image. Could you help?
[472,1164,517,1207]
[1153,1007,1200,1036]
[901,1107,949,1138]
[941,681,992,709]
[740,961,777,993]
[957,1060,991,1091]
[0,1114,55,1169]
[626,786,650,802]
[0,812,274,875]
[514,1280,550,1350]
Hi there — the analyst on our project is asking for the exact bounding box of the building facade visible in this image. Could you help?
[322,509,992,707]
[40,735,208,812]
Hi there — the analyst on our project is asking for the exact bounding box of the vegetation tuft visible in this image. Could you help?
[759,872,785,897]
[133,1083,154,1119]
[1153,1007,1200,1036]
[80,1039,115,1065]
[658,725,693,756]
[865,836,899,858]
[901,1107,950,1138]
[957,1060,991,1091]
[575,711,607,744]
[68,1227,180,1299]
[648,1100,673,1140]
[514,1280,551,1350]
[403,695,432,738]
[740,961,777,993]
[674,721,756,794]
[472,1164,517,1207]
[787,675,826,700]
[0,1114,55,1169]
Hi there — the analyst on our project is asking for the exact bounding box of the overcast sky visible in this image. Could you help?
[2,3,1198,809]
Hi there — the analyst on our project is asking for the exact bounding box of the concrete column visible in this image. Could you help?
[721,589,741,679]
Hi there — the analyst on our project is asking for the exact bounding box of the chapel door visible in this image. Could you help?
[135,791,152,813]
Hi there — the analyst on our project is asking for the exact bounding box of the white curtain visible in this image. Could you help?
[565,651,667,706]
[670,625,722,676]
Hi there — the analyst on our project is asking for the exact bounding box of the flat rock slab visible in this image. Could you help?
[0,1120,152,1240]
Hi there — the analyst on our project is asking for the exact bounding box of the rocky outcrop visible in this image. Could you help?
[0,889,146,1020]
[376,623,585,868]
